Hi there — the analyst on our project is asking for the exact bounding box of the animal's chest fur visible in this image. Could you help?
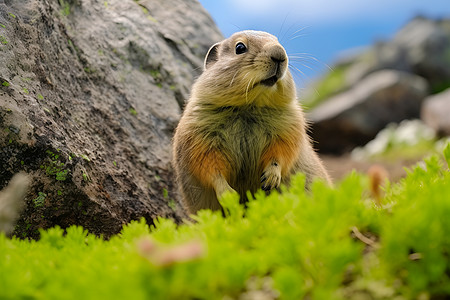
[202,106,293,194]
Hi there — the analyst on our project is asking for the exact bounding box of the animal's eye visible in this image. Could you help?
[235,42,247,55]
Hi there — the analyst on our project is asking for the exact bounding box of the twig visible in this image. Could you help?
[352,226,379,249]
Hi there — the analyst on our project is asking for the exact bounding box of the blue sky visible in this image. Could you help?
[198,0,450,85]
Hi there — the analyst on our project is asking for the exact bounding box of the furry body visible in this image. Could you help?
[173,31,330,213]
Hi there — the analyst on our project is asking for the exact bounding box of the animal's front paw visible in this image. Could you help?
[213,175,237,200]
[261,162,281,191]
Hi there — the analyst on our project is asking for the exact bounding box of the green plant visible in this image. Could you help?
[80,154,90,162]
[1,145,449,299]
[167,199,176,210]
[41,150,69,181]
[0,35,8,45]
[58,0,71,16]
[301,64,347,110]
[149,69,161,81]
[33,192,47,207]
[352,119,440,161]
[129,107,137,116]
[82,171,90,182]
[147,15,158,23]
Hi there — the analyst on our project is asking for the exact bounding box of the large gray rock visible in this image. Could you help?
[347,17,450,90]
[303,17,450,110]
[0,0,223,238]
[421,88,450,136]
[308,70,429,153]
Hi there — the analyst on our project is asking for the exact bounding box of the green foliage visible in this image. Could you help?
[377,155,450,298]
[302,64,346,110]
[79,153,90,162]
[1,147,450,299]
[41,150,69,181]
[149,69,161,81]
[0,35,8,45]
[33,192,47,207]
[352,120,440,161]
[444,142,450,169]
[430,81,450,94]
[129,107,138,116]
[58,0,71,16]
[83,67,95,74]
[82,171,90,182]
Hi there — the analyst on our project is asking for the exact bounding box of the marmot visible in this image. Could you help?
[173,30,331,214]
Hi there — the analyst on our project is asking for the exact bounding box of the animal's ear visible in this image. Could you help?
[204,42,220,70]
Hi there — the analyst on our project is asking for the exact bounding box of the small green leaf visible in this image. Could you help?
[129,107,137,116]
[33,192,47,207]
[0,35,8,45]
[162,188,169,199]
[444,142,450,169]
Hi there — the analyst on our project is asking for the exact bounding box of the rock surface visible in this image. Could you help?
[0,0,223,238]
[308,70,428,153]
[421,88,450,136]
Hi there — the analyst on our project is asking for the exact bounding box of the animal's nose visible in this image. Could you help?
[271,56,285,64]
[269,45,287,64]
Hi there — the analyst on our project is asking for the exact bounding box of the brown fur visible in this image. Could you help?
[173,30,331,214]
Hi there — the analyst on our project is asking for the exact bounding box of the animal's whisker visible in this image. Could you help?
[288,52,317,56]
[288,55,319,60]
[287,26,311,39]
[288,64,308,80]
[245,77,253,103]
[290,62,315,72]
[289,55,333,72]
[289,33,309,41]
[230,69,240,87]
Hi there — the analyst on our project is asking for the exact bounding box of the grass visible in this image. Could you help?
[1,144,450,299]
[302,64,347,110]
